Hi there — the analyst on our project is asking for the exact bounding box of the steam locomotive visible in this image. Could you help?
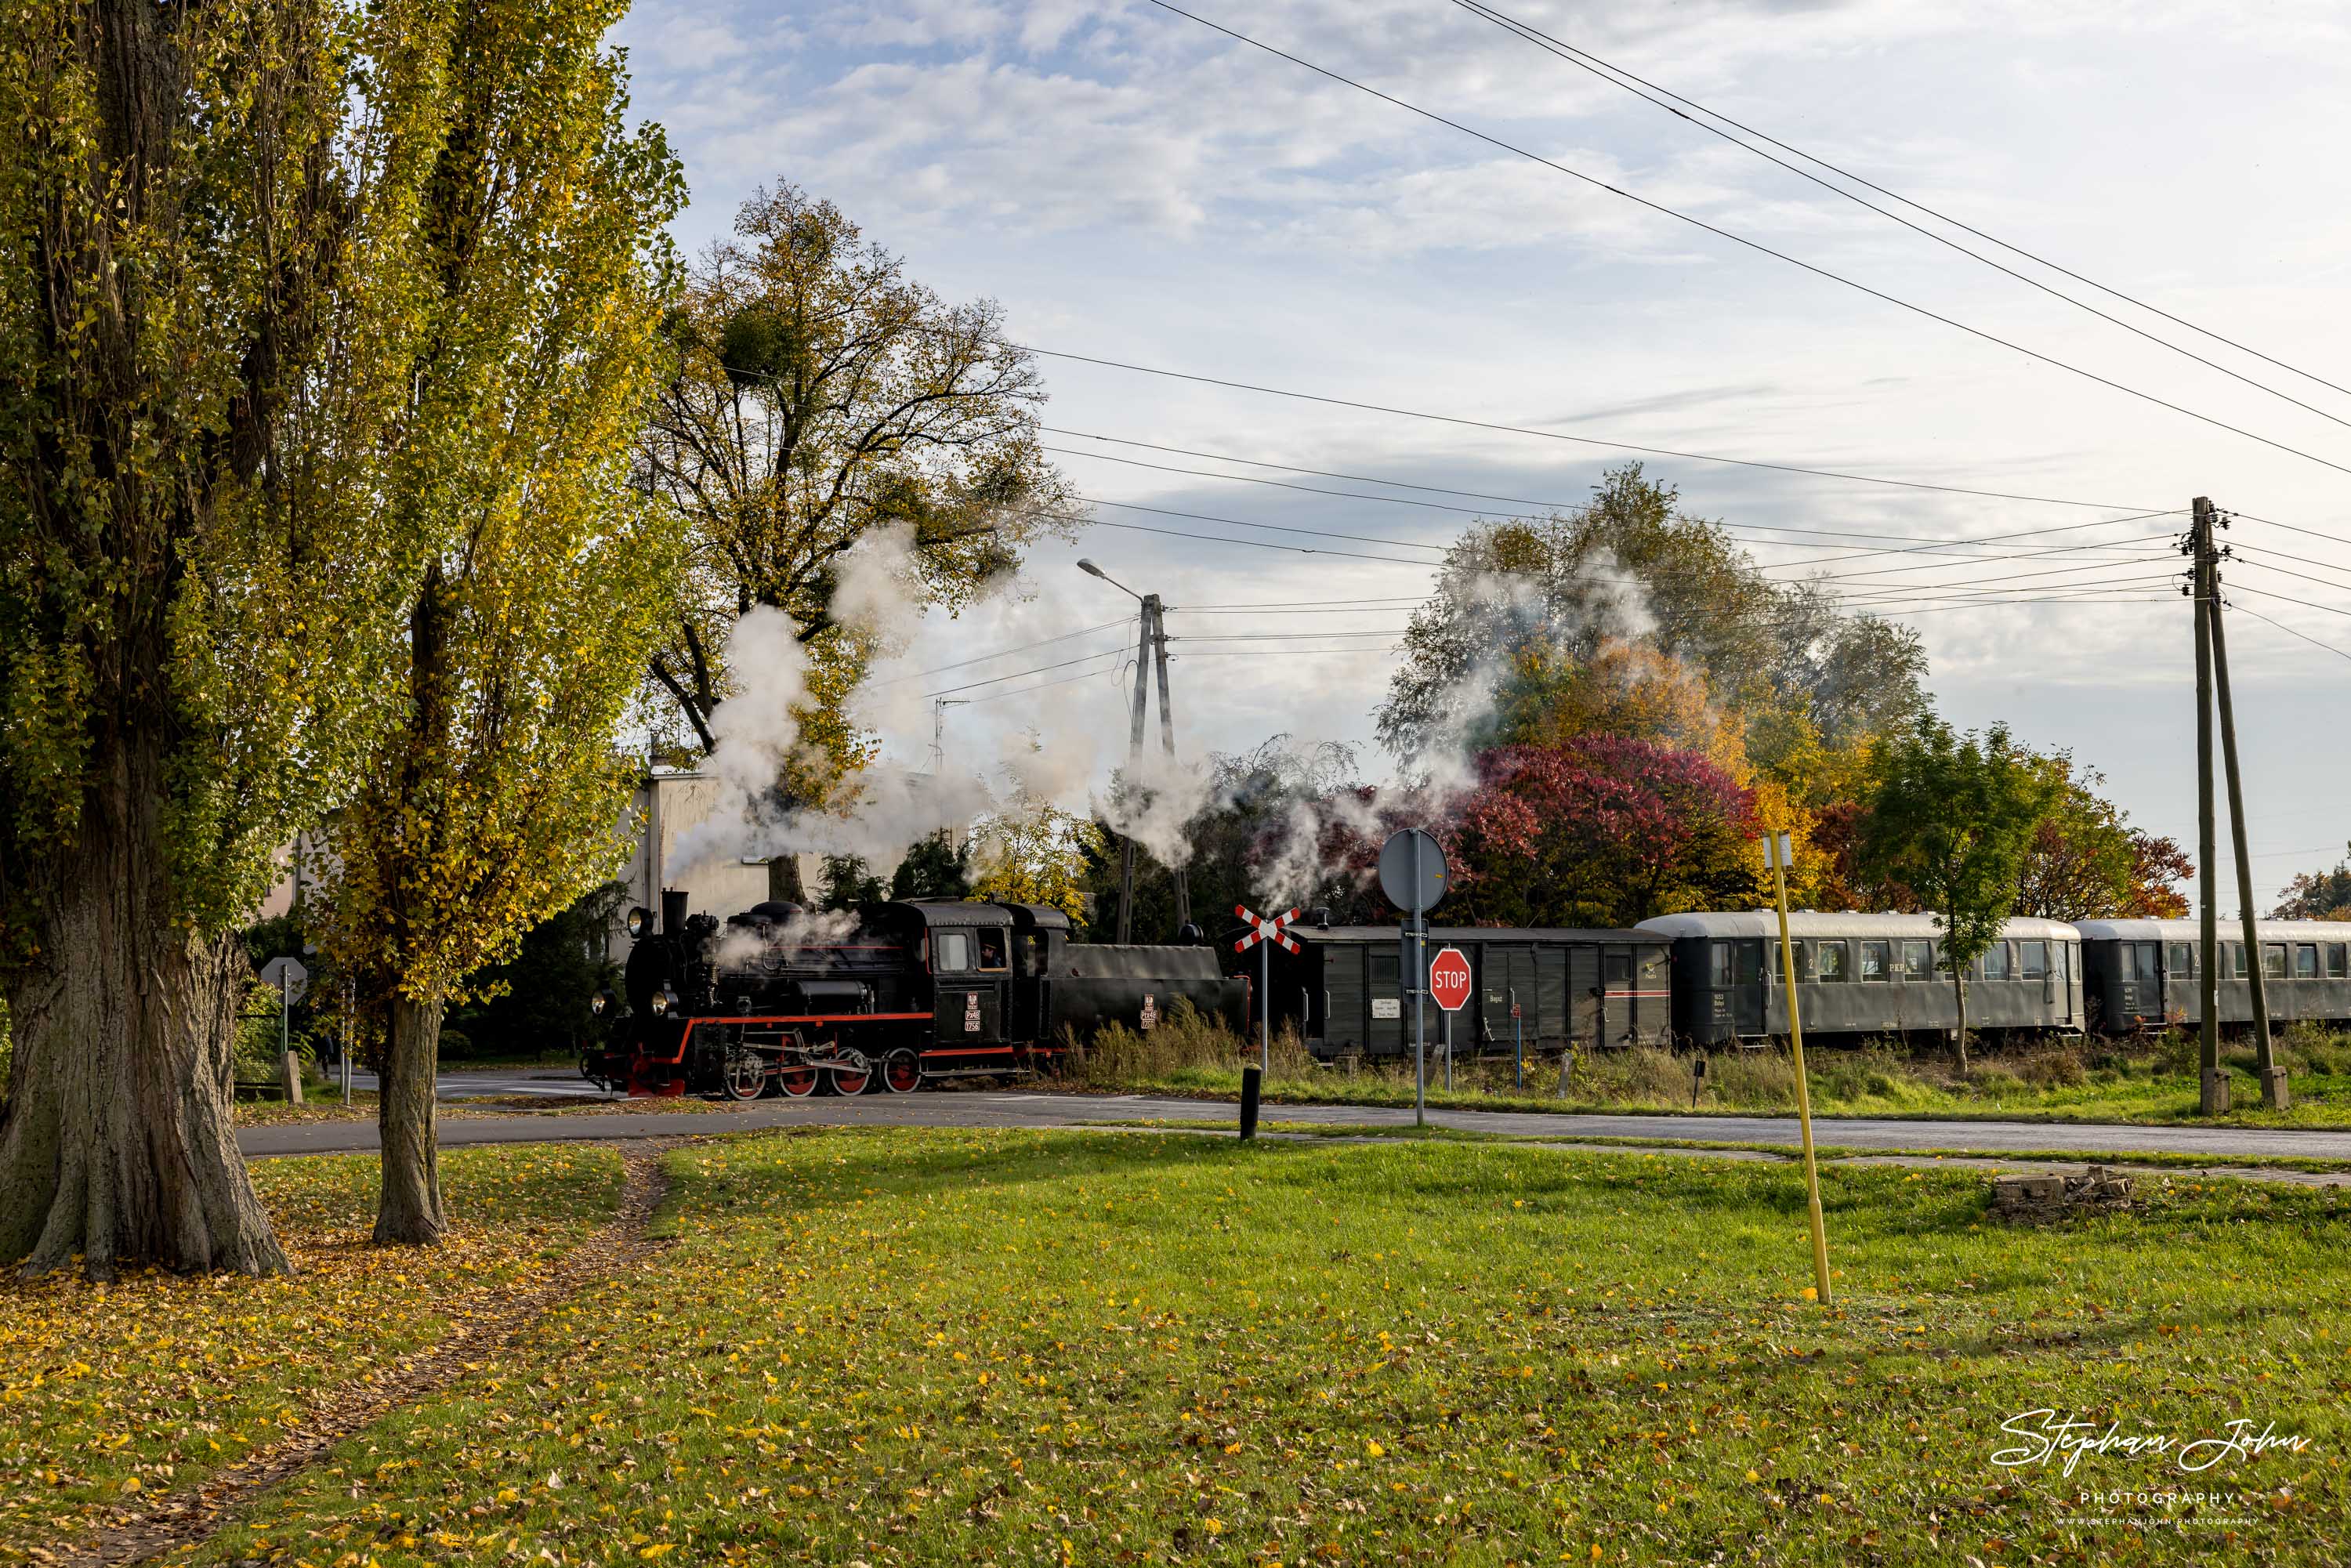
[583,890,1247,1098]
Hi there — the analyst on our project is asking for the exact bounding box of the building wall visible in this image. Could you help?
[610,772,811,958]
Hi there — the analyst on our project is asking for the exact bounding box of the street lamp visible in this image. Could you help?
[1077,558,1190,941]
[1076,558,1140,599]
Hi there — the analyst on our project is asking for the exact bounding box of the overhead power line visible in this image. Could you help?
[871,619,1130,688]
[2229,603,2351,665]
[1050,438,2167,561]
[1145,0,2351,480]
[1030,346,2161,511]
[1449,0,2351,431]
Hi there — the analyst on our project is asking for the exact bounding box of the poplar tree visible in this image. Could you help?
[0,0,400,1278]
[317,0,682,1245]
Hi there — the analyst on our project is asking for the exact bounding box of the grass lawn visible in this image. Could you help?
[1100,1051,2351,1131]
[187,1127,2346,1565]
[0,1144,625,1558]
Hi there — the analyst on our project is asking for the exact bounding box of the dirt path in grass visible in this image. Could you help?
[62,1145,679,1568]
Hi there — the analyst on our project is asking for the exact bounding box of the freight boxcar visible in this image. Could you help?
[1223,915,1672,1061]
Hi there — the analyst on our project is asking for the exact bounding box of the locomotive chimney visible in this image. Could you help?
[661,888,689,936]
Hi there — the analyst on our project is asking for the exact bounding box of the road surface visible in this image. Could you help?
[241,1087,2351,1164]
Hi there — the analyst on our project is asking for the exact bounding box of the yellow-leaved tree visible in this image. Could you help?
[969,797,1110,928]
[317,0,683,1244]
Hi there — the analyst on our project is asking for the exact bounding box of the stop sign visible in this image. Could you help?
[1428,946,1473,1012]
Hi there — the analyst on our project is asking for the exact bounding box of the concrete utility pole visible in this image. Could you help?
[2202,502,2284,1106]
[1150,603,1192,932]
[2192,500,2222,1114]
[1084,557,1194,946]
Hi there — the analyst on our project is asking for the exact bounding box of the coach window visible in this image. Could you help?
[1708,941,1735,987]
[1901,939,1933,980]
[2263,943,2289,980]
[1860,940,1889,981]
[1791,941,1816,983]
[1605,952,1633,986]
[2331,944,2349,980]
[2166,941,2194,976]
[1817,940,1849,982]
[933,930,975,973]
[977,932,1009,972]
[2019,940,2049,980]
[1980,943,2012,981]
[2297,943,2320,980]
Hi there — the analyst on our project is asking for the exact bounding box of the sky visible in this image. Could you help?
[609,0,2351,914]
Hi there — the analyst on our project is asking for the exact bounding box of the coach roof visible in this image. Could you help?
[1636,911,2081,941]
[2074,918,2351,943]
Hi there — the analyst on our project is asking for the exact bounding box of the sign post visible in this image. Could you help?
[1763,832,1833,1307]
[1233,905,1302,1074]
[1378,830,1448,1127]
[1428,944,1470,1094]
[259,957,308,1106]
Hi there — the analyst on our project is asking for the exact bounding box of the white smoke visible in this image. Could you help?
[711,905,864,970]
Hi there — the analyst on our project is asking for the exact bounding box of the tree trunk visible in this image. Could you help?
[767,855,806,904]
[375,990,447,1245]
[1951,971,1971,1077]
[0,756,288,1280]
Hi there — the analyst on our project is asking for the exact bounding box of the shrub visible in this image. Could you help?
[2018,1048,2087,1088]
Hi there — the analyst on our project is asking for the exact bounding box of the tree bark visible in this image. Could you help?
[0,746,288,1280]
[1951,972,1971,1077]
[375,990,447,1245]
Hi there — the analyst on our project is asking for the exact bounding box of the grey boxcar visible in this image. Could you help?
[1636,911,2085,1046]
[1223,918,1672,1061]
[2074,918,2351,1034]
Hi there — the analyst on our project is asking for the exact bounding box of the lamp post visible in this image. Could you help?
[1076,559,1190,940]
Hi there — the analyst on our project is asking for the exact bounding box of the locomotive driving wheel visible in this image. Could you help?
[719,1041,769,1103]
[828,1047,874,1097]
[882,1049,922,1094]
[773,1039,820,1099]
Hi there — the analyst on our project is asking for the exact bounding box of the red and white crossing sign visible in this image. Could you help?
[1233,904,1302,954]
[1428,946,1473,1012]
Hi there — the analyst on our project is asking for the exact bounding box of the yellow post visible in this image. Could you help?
[1766,831,1833,1307]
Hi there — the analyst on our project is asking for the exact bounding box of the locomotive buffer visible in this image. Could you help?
[1233,904,1302,1073]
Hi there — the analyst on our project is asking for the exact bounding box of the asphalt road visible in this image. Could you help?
[238,1088,2351,1163]
[348,1067,609,1099]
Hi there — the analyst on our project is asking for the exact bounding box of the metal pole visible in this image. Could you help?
[1259,936,1270,1074]
[1513,987,1523,1090]
[1769,833,1833,1307]
[2207,523,2280,1104]
[1412,835,1426,1128]
[2193,500,2221,1113]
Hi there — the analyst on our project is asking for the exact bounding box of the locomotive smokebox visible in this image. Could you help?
[661,888,690,936]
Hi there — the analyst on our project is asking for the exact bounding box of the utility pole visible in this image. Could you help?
[1150,603,1192,932]
[1116,595,1154,943]
[2204,502,2284,1106]
[2192,500,2222,1114]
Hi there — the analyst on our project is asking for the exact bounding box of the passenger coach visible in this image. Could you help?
[1636,911,2086,1047]
[2075,919,2351,1033]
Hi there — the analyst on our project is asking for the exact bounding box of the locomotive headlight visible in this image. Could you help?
[626,906,653,940]
[650,986,678,1017]
[591,989,615,1017]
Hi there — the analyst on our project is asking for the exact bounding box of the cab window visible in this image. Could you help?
[933,930,974,972]
[977,931,1009,972]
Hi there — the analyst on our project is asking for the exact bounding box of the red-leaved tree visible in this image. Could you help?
[1440,738,1764,928]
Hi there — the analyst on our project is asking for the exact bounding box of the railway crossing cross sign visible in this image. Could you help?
[1234,904,1302,1074]
[1428,946,1473,1012]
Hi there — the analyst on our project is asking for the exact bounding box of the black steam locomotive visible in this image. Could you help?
[583,891,1248,1099]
